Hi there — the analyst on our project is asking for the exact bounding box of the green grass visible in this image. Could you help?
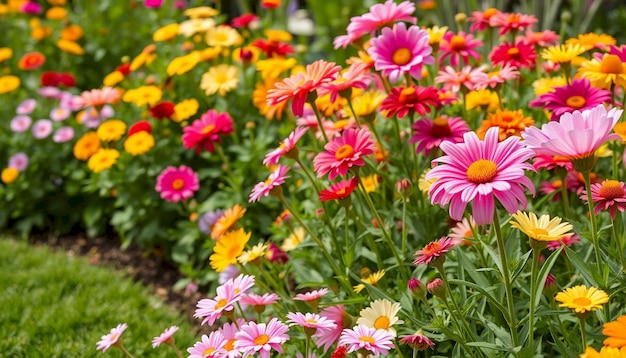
[0,238,199,357]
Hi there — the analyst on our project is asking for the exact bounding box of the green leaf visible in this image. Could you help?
[564,246,599,286]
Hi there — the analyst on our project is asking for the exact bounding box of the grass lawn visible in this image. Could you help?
[0,238,199,357]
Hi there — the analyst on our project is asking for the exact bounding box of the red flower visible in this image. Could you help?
[58,73,76,87]
[265,242,288,264]
[490,41,537,69]
[232,13,259,28]
[18,52,45,70]
[252,39,294,58]
[150,101,175,119]
[381,85,440,118]
[319,177,359,202]
[331,346,347,358]
[41,71,60,87]
[116,63,131,76]
[128,120,152,136]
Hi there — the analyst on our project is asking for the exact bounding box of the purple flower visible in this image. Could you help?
[32,119,53,139]
[8,153,29,172]
[16,99,36,115]
[53,127,75,143]
[10,115,32,133]
[198,210,224,234]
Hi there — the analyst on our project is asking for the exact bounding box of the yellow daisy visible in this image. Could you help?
[153,23,180,42]
[238,243,268,265]
[194,47,222,62]
[211,204,246,240]
[87,149,120,173]
[56,39,84,55]
[349,89,386,120]
[60,24,83,41]
[566,33,616,51]
[578,54,626,89]
[1,167,19,184]
[354,269,385,293]
[356,299,404,335]
[206,26,242,47]
[510,211,573,242]
[532,76,566,96]
[255,57,298,81]
[427,25,448,46]
[418,169,435,194]
[0,47,13,62]
[555,285,609,314]
[465,89,500,111]
[129,47,157,71]
[103,71,124,87]
[360,174,379,193]
[541,44,586,64]
[166,52,199,77]
[0,75,20,94]
[73,132,101,160]
[178,18,215,38]
[200,64,239,96]
[124,131,155,156]
[183,6,218,19]
[172,98,199,122]
[122,85,162,107]
[476,109,534,141]
[580,346,626,358]
[210,228,250,272]
[97,119,127,142]
[45,6,67,20]
[264,29,293,42]
[281,227,305,252]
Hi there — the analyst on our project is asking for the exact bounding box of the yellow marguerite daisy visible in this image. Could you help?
[532,76,566,96]
[418,169,435,194]
[73,132,101,160]
[178,18,215,37]
[97,119,127,142]
[349,89,386,119]
[510,211,573,242]
[103,71,124,87]
[200,64,239,96]
[153,23,179,42]
[466,89,500,111]
[210,228,250,272]
[360,174,379,193]
[183,6,218,18]
[255,57,298,80]
[206,26,242,47]
[211,204,246,240]
[578,54,626,89]
[45,6,67,20]
[427,25,448,46]
[57,39,84,55]
[354,269,385,293]
[238,243,268,265]
[0,75,20,94]
[60,24,83,41]
[129,46,157,71]
[264,29,292,42]
[541,44,586,64]
[166,52,199,77]
[281,227,305,252]
[124,131,155,156]
[123,86,162,107]
[172,98,199,122]
[566,33,616,51]
[356,299,404,335]
[580,346,626,358]
[555,285,609,314]
[87,149,119,173]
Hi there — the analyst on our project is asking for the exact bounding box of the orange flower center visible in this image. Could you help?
[599,54,624,74]
[553,179,563,189]
[214,298,228,310]
[335,144,355,160]
[599,180,625,199]
[450,35,467,51]
[392,47,412,66]
[508,14,521,23]
[423,241,442,255]
[201,124,216,134]
[507,47,520,58]
[224,338,236,351]
[573,297,591,306]
[398,87,417,103]
[430,117,452,138]
[530,228,549,237]
[374,316,390,330]
[484,8,498,18]
[466,159,498,184]
[566,95,586,108]
[203,347,216,355]
[359,335,375,344]
[335,188,347,196]
[254,334,270,345]
[172,179,185,190]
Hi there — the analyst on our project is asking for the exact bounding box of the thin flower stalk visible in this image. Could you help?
[528,248,540,354]
[582,170,604,281]
[309,97,329,142]
[345,96,363,129]
[611,216,626,272]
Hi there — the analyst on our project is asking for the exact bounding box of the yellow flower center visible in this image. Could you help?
[484,8,498,18]
[573,297,591,306]
[430,117,452,138]
[553,179,563,189]
[599,54,624,74]
[228,244,243,259]
[224,338,236,351]
[423,241,442,255]
[306,318,318,324]
[466,159,498,184]
[374,316,391,330]
[566,95,586,108]
[214,73,228,84]
[203,347,216,355]
[398,87,417,103]
[599,180,625,199]
[392,47,412,66]
[508,13,521,23]
[335,188,347,196]
[335,144,355,160]
[201,124,216,134]
[450,35,467,51]
[359,335,375,344]
[214,298,228,310]
[254,334,270,345]
[172,179,185,190]
[507,47,520,57]
[530,228,549,238]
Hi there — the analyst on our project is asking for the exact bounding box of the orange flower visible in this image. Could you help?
[45,6,67,20]
[18,52,45,70]
[57,39,85,55]
[61,24,83,41]
[261,0,281,8]
[476,109,535,141]
[31,26,53,41]
[211,204,246,240]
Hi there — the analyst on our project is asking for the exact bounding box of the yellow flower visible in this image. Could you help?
[0,47,13,62]
[166,53,199,77]
[123,86,162,107]
[87,148,120,173]
[555,285,609,314]
[252,79,287,120]
[476,109,534,141]
[316,92,346,116]
[172,98,199,122]
[73,132,101,160]
[1,167,19,184]
[0,75,20,94]
[178,18,215,37]
[183,6,218,18]
[354,269,385,293]
[360,174,379,193]
[0,4,8,14]
[356,299,403,335]
[418,169,435,193]
[265,29,293,42]
[210,228,250,272]
[103,71,124,87]
[465,89,500,111]
[255,57,297,81]
[596,143,612,158]
[31,26,53,41]
[56,39,84,55]
[427,25,448,46]
[510,211,573,242]
[541,44,586,64]
[60,24,83,41]
[578,54,626,89]
[211,204,246,240]
[613,122,626,143]
[566,33,616,51]
[238,243,268,264]
[281,227,305,251]
[532,76,566,96]
[603,315,626,349]
[129,46,157,71]
[206,26,242,47]
[201,64,239,96]
[153,23,179,42]
[124,131,155,156]
[97,119,127,142]
[349,89,385,119]
[194,47,221,62]
[45,6,67,20]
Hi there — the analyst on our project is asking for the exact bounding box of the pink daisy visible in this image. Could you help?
[435,65,488,93]
[8,153,29,172]
[194,281,241,326]
[540,179,563,202]
[533,154,574,172]
[522,104,622,164]
[16,99,36,115]
[319,62,371,103]
[263,127,308,166]
[32,119,53,139]
[234,318,290,358]
[319,177,359,202]
[490,41,537,69]
[439,31,483,67]
[489,12,538,36]
[475,64,520,89]
[220,321,243,358]
[182,110,235,154]
[448,216,477,243]
[547,234,580,250]
[52,127,75,143]
[152,326,179,348]
[294,287,329,302]
[339,324,395,356]
[334,0,416,49]
[96,323,127,353]
[11,115,32,133]
[399,330,435,350]
[241,293,280,309]
[79,87,121,108]
[409,115,470,156]
[313,128,376,180]
[367,23,434,83]
[468,8,500,32]
[267,60,341,117]
[155,165,199,203]
[286,312,338,333]
[518,29,560,47]
[529,78,611,121]
[38,86,62,99]
[50,107,71,121]
[427,126,536,225]
[582,180,626,220]
[229,273,256,296]
[314,305,347,353]
[249,165,290,202]
[413,237,458,266]
[380,85,440,118]
[187,331,227,358]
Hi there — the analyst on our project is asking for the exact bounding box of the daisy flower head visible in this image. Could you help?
[238,243,268,265]
[8,152,29,172]
[356,299,403,336]
[581,346,626,357]
[578,53,626,89]
[234,318,290,358]
[96,323,127,352]
[380,85,440,118]
[400,330,435,350]
[541,44,586,64]
[152,326,179,348]
[489,12,537,36]
[448,216,477,243]
[435,65,488,93]
[581,180,626,220]
[241,293,280,313]
[155,165,199,203]
[510,211,573,243]
[16,98,36,115]
[427,126,536,225]
[319,177,359,204]
[87,149,120,173]
[476,64,520,90]
[287,312,337,335]
[519,29,559,47]
[187,331,226,358]
[32,119,53,139]
[315,305,350,353]
[533,154,574,172]
[249,165,290,202]
[490,41,537,69]
[468,8,499,32]
[182,109,235,154]
[313,128,376,180]
[410,115,469,156]
[529,78,611,121]
[603,315,626,348]
[339,324,395,356]
[367,23,434,83]
[53,127,75,143]
[80,87,120,109]
[555,285,609,314]
[566,32,616,51]
[211,204,246,240]
[439,31,483,67]
[294,288,329,302]
[353,269,385,293]
[413,237,458,267]
[210,228,250,272]
[219,321,243,358]
[194,280,242,326]
[10,115,32,133]
[319,62,371,104]
[263,127,307,166]
[476,109,535,141]
[201,64,239,97]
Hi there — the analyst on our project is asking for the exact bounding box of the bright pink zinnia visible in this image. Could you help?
[435,65,488,93]
[413,237,458,266]
[409,115,469,156]
[427,126,536,225]
[263,127,308,166]
[339,324,395,356]
[313,128,376,180]
[96,323,127,353]
[529,78,611,121]
[439,31,483,67]
[367,23,434,83]
[286,312,338,332]
[582,180,626,220]
[240,293,280,307]
[182,110,234,154]
[249,165,290,202]
[155,165,199,202]
[490,41,537,69]
[234,318,290,358]
[152,326,179,348]
[489,12,537,36]
[519,29,560,47]
[314,305,347,353]
[381,85,441,118]
[468,8,500,32]
[187,331,226,358]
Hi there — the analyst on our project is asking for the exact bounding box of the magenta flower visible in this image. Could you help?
[182,110,234,154]
[533,154,574,172]
[52,127,75,143]
[50,107,71,122]
[96,323,127,353]
[152,326,179,348]
[11,115,32,133]
[263,127,308,166]
[490,12,537,36]
[427,126,536,225]
[38,86,62,99]
[313,128,376,180]
[187,331,226,358]
[490,41,537,69]
[399,331,435,350]
[234,318,290,358]
[582,180,626,220]
[409,115,470,156]
[249,165,290,202]
[294,288,329,302]
[240,293,280,307]
[16,99,36,115]
[155,165,199,202]
[195,275,252,326]
[318,62,370,103]
[474,64,520,89]
[529,79,611,121]
[439,31,483,67]
[339,324,395,356]
[20,1,42,14]
[413,237,458,266]
[367,23,434,83]
[8,153,29,172]
[314,305,346,352]
[230,274,256,295]
[286,312,337,333]
[32,119,53,139]
[547,234,580,250]
[143,0,163,8]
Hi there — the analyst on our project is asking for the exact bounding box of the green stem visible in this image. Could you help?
[582,171,604,282]
[580,317,587,350]
[346,96,362,129]
[170,344,184,358]
[294,157,321,194]
[117,343,135,358]
[401,197,408,257]
[528,248,540,354]
[557,170,570,218]
[611,216,626,273]
[309,100,329,143]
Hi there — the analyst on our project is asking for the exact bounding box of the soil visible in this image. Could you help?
[31,232,204,329]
